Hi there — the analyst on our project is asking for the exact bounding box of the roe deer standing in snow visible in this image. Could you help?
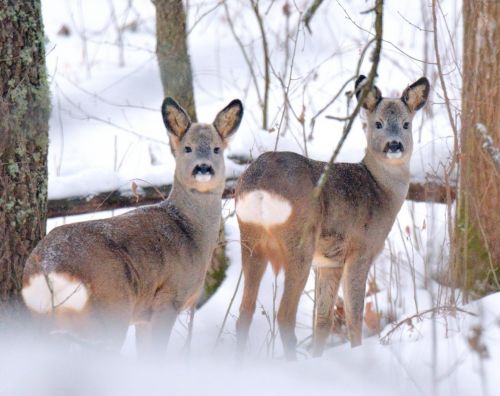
[235,76,429,359]
[22,97,243,355]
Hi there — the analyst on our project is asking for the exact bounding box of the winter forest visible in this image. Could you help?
[0,0,499,395]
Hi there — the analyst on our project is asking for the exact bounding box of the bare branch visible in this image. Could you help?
[250,0,271,130]
[303,0,325,33]
[313,0,384,198]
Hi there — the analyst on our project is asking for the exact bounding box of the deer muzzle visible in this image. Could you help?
[192,163,215,182]
[383,141,404,159]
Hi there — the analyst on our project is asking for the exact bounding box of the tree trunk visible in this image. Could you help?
[155,0,197,121]
[155,0,228,303]
[0,0,50,312]
[453,0,499,298]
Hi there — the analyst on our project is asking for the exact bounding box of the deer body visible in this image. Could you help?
[22,98,243,355]
[235,76,429,359]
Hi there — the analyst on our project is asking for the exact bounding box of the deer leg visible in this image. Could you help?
[312,265,343,357]
[342,256,371,347]
[236,244,267,356]
[277,255,311,360]
[135,321,152,358]
[136,302,177,359]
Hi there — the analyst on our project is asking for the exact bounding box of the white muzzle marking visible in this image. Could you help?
[22,273,89,314]
[195,174,212,182]
[236,189,292,227]
[386,151,403,159]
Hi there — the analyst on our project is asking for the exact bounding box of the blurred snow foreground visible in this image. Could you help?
[6,0,496,395]
[4,206,499,396]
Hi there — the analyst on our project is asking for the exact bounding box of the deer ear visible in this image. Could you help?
[213,99,243,142]
[401,77,430,112]
[161,97,191,139]
[355,75,382,112]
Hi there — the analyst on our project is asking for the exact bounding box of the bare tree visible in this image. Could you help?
[453,0,499,298]
[0,0,50,313]
[155,0,197,121]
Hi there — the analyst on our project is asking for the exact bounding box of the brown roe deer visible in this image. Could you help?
[22,98,243,356]
[235,76,429,359]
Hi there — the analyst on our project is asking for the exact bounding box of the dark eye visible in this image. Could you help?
[375,122,383,129]
[213,147,220,154]
[403,122,410,130]
[184,146,192,153]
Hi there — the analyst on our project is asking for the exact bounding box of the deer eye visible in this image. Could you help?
[403,122,410,130]
[375,122,383,129]
[213,147,221,154]
[184,146,192,153]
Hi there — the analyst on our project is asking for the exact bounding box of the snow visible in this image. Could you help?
[42,0,460,200]
[4,1,498,395]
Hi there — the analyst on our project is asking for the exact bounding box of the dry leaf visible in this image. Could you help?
[364,301,381,332]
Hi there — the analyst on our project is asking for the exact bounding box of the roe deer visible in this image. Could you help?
[235,75,429,359]
[22,97,243,355]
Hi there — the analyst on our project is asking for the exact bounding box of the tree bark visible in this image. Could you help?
[0,0,50,311]
[453,0,500,298]
[155,0,197,121]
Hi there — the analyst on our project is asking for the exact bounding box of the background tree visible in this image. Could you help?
[155,0,197,121]
[154,0,227,303]
[0,0,50,313]
[453,0,499,298]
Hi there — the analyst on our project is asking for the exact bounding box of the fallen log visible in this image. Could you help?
[47,177,455,219]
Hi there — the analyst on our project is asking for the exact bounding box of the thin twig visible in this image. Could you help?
[313,0,384,198]
[213,269,243,349]
[380,305,477,345]
[250,0,270,130]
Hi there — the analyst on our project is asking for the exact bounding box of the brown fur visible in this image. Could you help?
[235,76,429,359]
[22,98,243,356]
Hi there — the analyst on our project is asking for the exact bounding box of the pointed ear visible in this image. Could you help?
[161,97,191,139]
[401,77,430,112]
[355,75,382,112]
[213,99,243,142]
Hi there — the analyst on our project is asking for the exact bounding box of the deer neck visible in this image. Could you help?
[362,149,410,207]
[165,176,223,239]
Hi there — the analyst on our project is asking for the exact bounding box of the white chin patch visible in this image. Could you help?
[386,151,403,159]
[195,173,212,182]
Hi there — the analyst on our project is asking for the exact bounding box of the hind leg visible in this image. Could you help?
[312,265,343,356]
[48,302,131,354]
[277,235,314,360]
[236,223,268,356]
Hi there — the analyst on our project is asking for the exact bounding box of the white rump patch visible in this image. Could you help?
[195,174,212,182]
[236,190,292,227]
[386,151,403,159]
[312,253,343,269]
[22,273,89,314]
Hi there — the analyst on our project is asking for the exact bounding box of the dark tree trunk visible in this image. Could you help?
[453,0,499,298]
[155,0,197,121]
[0,0,50,313]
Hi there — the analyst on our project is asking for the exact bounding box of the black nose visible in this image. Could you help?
[193,164,214,175]
[387,141,404,152]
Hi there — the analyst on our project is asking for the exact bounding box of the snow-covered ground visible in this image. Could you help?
[3,202,500,396]
[3,1,498,395]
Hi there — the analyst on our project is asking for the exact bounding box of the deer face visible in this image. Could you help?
[161,98,243,192]
[355,76,429,164]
